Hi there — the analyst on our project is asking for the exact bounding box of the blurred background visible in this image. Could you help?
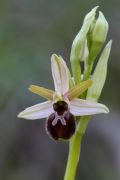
[0,0,120,180]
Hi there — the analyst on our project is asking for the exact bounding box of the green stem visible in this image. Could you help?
[64,116,91,180]
[83,62,93,81]
[81,62,93,99]
[70,58,81,84]
[65,51,93,180]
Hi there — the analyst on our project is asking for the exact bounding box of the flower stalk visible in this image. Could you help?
[64,116,90,180]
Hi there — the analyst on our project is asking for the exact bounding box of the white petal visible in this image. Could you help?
[18,101,53,120]
[51,54,69,94]
[70,98,109,116]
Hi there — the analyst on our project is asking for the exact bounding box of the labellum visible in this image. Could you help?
[46,101,76,140]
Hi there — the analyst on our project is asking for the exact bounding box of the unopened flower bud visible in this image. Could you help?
[88,11,109,63]
[70,6,98,83]
[71,6,98,62]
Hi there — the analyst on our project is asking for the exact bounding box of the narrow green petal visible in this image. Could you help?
[66,79,92,100]
[28,85,54,100]
[87,40,112,101]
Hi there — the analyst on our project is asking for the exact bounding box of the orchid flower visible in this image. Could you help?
[18,54,109,140]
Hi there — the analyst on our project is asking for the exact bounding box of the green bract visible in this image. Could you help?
[87,40,112,101]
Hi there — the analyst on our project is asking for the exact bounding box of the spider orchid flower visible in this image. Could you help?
[18,54,109,140]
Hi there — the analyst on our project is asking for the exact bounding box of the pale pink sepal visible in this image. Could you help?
[51,54,69,94]
[70,98,109,116]
[17,101,53,120]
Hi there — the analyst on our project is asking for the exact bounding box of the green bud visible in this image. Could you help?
[87,40,112,102]
[71,6,98,62]
[88,11,109,63]
[92,12,108,43]
[70,6,98,84]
